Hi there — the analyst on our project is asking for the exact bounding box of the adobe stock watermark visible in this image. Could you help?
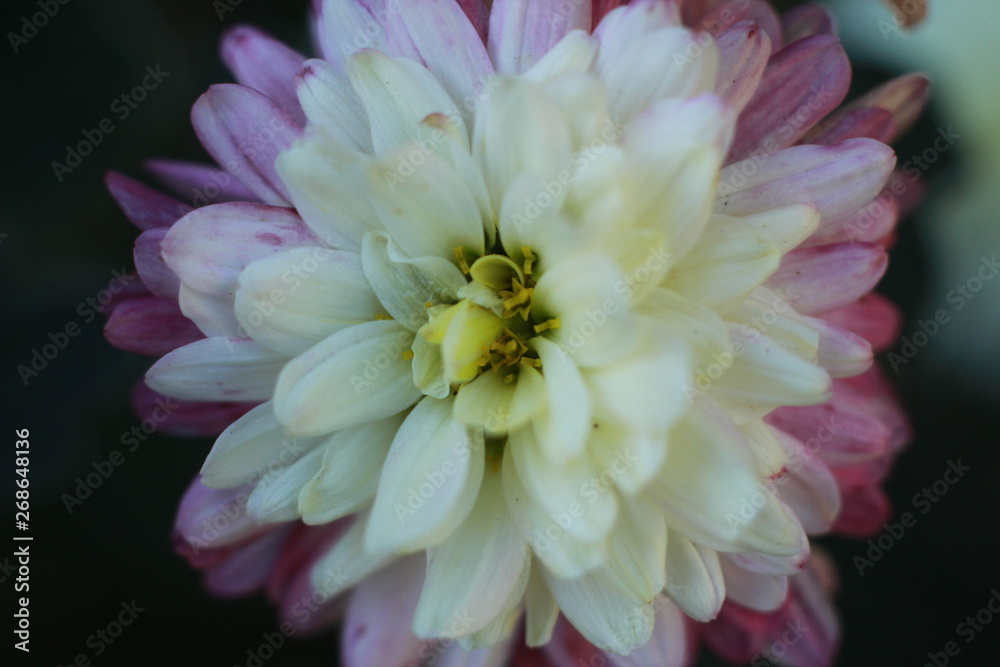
[510,118,625,234]
[683,288,799,403]
[52,65,171,182]
[842,126,960,242]
[529,447,638,556]
[854,459,970,576]
[7,0,71,53]
[878,0,927,40]
[16,268,136,386]
[887,254,998,371]
[393,429,486,525]
[61,396,179,514]
[920,588,1000,667]
[726,417,844,533]
[554,245,674,359]
[56,600,145,667]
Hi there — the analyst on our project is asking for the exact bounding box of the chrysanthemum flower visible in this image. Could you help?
[105,1,926,665]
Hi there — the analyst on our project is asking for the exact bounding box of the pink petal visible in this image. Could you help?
[805,316,873,378]
[767,387,891,468]
[135,228,180,299]
[839,366,911,452]
[104,295,203,356]
[173,478,267,563]
[766,242,888,315]
[144,158,258,204]
[191,83,302,206]
[593,0,627,26]
[220,25,308,125]
[831,481,891,537]
[266,522,350,601]
[714,21,772,115]
[781,4,836,43]
[312,0,389,70]
[697,0,782,48]
[719,139,897,224]
[342,556,426,667]
[457,0,489,42]
[205,525,295,597]
[807,107,896,145]
[488,0,592,74]
[778,563,840,666]
[772,432,842,534]
[161,202,319,297]
[817,293,902,353]
[606,598,691,667]
[387,0,495,119]
[728,35,850,163]
[105,172,186,230]
[842,73,931,143]
[809,189,900,246]
[131,383,255,438]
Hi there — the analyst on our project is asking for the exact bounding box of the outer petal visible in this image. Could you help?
[487,0,592,74]
[105,172,185,230]
[161,202,320,297]
[728,35,850,162]
[191,84,301,205]
[146,337,286,403]
[220,25,308,124]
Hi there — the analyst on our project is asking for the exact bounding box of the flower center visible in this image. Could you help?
[418,246,558,389]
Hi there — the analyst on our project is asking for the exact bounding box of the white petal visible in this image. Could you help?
[652,403,808,557]
[542,565,655,655]
[347,49,467,156]
[453,369,520,435]
[606,596,689,667]
[595,5,717,125]
[246,445,326,523]
[509,425,617,543]
[309,513,393,603]
[473,77,572,214]
[366,397,485,553]
[146,337,286,402]
[273,320,420,436]
[531,337,592,460]
[201,402,321,488]
[275,129,379,251]
[361,232,468,331]
[411,334,450,400]
[368,148,486,259]
[235,248,386,356]
[295,58,371,152]
[388,0,495,128]
[662,531,725,622]
[521,30,600,83]
[524,566,559,646]
[502,446,606,578]
[298,414,405,525]
[532,252,638,367]
[414,471,529,637]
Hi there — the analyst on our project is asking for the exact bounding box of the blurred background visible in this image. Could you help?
[1,0,997,665]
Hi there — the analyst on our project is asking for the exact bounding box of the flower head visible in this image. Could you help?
[106,0,925,664]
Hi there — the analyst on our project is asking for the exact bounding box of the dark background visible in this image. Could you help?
[1,0,997,665]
